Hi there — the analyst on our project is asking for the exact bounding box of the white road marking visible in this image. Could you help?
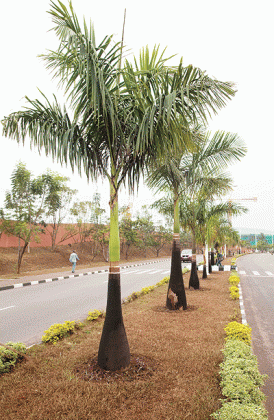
[134,270,153,274]
[147,270,163,274]
[123,270,143,275]
[0,306,15,311]
[252,271,260,276]
[265,271,274,276]
[239,270,246,275]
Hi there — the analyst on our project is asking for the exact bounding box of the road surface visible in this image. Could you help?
[0,260,173,346]
[238,253,274,419]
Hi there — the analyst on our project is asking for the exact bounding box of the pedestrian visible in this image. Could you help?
[69,250,79,273]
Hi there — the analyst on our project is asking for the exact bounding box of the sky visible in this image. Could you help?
[1,0,273,233]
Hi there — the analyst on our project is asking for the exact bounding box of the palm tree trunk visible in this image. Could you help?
[98,177,130,371]
[211,248,215,265]
[189,232,199,289]
[208,251,212,273]
[166,194,187,310]
[202,246,207,279]
[166,234,187,310]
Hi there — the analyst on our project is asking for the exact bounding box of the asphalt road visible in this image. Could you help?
[0,259,173,346]
[237,253,274,419]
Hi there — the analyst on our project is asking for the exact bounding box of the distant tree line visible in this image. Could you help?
[0,162,180,273]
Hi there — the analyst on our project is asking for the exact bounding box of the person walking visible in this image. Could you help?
[69,250,79,273]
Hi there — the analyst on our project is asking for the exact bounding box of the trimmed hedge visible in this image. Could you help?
[211,326,268,419]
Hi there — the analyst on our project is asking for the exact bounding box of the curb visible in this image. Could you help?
[198,264,234,272]
[238,283,247,324]
[0,259,170,293]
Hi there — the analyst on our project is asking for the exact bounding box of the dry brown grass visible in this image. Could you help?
[0,270,239,420]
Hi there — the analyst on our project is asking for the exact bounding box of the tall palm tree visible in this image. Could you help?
[152,129,246,290]
[147,156,189,309]
[1,1,238,370]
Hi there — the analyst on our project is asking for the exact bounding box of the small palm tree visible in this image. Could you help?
[196,201,247,278]
[2,1,239,370]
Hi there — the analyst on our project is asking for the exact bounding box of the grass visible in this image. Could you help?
[0,269,239,420]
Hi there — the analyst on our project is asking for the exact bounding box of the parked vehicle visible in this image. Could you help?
[181,249,192,262]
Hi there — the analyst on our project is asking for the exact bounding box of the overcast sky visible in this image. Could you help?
[1,0,273,232]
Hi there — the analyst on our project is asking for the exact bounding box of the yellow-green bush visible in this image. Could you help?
[211,337,268,419]
[0,342,26,374]
[229,275,240,286]
[87,309,103,321]
[229,285,240,300]
[141,285,155,294]
[42,321,76,344]
[156,276,170,287]
[224,321,252,345]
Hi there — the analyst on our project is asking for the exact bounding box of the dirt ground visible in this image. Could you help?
[0,242,172,279]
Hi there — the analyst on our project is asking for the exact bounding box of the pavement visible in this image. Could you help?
[0,257,170,292]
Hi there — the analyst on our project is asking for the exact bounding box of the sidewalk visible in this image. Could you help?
[0,257,170,292]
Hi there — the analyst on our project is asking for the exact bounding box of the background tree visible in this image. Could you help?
[43,171,78,249]
[70,201,93,245]
[119,217,140,260]
[90,193,106,225]
[1,1,239,370]
[149,225,173,257]
[256,233,270,252]
[0,162,47,273]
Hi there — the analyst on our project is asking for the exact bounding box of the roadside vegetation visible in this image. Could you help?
[1,267,264,420]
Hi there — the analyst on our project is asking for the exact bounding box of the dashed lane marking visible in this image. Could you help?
[0,306,15,311]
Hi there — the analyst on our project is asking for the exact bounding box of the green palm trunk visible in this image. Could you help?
[98,175,130,370]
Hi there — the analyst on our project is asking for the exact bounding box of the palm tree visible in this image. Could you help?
[196,202,247,278]
[147,150,200,309]
[152,129,246,290]
[1,1,238,370]
[179,130,246,289]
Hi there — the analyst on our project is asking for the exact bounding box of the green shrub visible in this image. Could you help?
[0,342,26,374]
[87,309,103,321]
[222,339,253,359]
[141,285,155,295]
[229,275,240,286]
[42,321,76,344]
[211,338,267,420]
[229,285,240,300]
[224,321,252,345]
[220,369,266,405]
[124,291,140,303]
[211,401,268,420]
[156,276,170,287]
[211,334,268,419]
